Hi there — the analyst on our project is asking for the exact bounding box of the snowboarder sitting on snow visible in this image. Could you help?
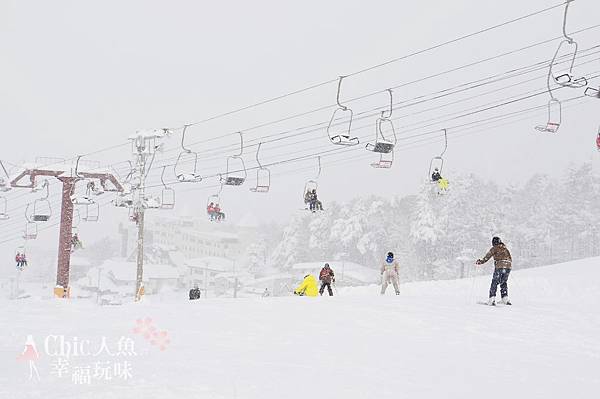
[380,251,400,295]
[189,285,201,300]
[293,274,318,297]
[319,263,335,296]
[476,236,512,306]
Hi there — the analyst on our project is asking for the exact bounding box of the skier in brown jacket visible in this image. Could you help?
[476,236,512,306]
[319,263,335,296]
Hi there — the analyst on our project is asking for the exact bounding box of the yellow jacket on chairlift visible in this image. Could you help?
[294,274,319,297]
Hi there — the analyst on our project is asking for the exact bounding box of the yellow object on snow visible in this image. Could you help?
[294,274,319,297]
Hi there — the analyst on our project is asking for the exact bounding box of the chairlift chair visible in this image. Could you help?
[174,125,203,183]
[112,195,133,208]
[327,76,359,146]
[250,143,271,193]
[367,90,397,168]
[428,129,448,181]
[535,98,562,133]
[160,166,175,209]
[82,202,99,222]
[88,181,105,196]
[428,157,444,180]
[23,221,37,240]
[70,176,96,206]
[0,161,12,192]
[0,196,9,220]
[549,2,587,89]
[371,151,394,169]
[302,156,321,209]
[221,132,247,186]
[144,196,162,209]
[71,194,95,206]
[29,180,51,222]
[584,86,600,98]
[550,40,588,88]
[0,178,10,192]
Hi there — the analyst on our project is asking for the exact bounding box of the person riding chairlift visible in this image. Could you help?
[309,189,323,212]
[214,203,225,221]
[15,252,27,269]
[304,190,312,209]
[207,202,216,221]
[431,168,449,192]
[71,233,83,251]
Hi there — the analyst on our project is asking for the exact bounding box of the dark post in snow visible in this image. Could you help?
[11,165,123,298]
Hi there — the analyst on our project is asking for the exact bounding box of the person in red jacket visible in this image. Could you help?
[207,202,216,221]
[319,263,335,296]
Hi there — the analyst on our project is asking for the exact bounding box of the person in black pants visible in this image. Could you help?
[318,263,335,296]
[476,236,512,305]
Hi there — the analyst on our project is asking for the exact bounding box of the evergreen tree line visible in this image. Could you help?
[268,163,600,282]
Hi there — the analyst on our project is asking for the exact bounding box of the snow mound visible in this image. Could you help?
[0,257,598,399]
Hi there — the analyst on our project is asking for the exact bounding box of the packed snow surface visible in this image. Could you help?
[1,258,599,399]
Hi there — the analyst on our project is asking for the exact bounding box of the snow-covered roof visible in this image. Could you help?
[99,259,180,281]
[184,256,232,271]
[193,230,239,241]
[252,273,294,283]
[75,268,120,293]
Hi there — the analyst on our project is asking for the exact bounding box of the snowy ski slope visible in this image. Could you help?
[1,257,599,399]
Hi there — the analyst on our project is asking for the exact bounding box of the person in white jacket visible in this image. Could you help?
[380,252,400,295]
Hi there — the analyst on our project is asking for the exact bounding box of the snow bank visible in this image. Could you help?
[0,258,598,399]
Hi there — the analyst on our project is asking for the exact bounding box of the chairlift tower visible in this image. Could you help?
[128,129,170,301]
[10,162,123,297]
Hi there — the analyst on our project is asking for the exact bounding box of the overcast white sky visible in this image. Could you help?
[1,0,599,252]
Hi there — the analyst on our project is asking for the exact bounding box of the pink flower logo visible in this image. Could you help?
[132,318,169,351]
[149,330,170,351]
[132,317,156,339]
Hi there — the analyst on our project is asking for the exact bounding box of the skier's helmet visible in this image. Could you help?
[387,252,394,258]
[492,236,501,246]
[324,263,330,268]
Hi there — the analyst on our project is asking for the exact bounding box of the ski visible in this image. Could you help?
[477,301,511,306]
